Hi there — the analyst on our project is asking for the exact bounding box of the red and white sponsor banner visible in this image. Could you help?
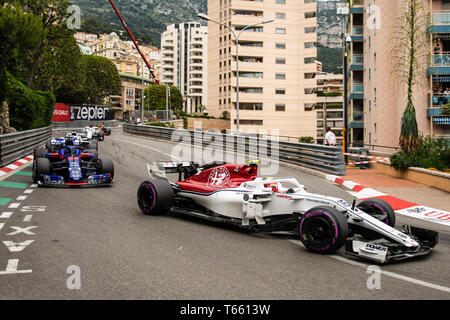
[52,103,70,122]
[0,154,34,177]
[325,174,450,228]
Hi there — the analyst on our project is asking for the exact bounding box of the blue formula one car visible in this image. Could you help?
[32,138,114,187]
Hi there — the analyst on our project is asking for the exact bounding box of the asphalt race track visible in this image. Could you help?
[0,128,449,299]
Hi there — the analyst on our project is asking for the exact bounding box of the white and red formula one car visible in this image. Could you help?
[137,161,438,263]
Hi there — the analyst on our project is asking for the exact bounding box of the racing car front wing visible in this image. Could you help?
[37,174,113,187]
[345,226,438,263]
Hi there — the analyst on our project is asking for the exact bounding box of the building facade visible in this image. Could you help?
[161,22,208,113]
[86,32,159,118]
[207,0,318,138]
[316,72,344,145]
[346,0,450,151]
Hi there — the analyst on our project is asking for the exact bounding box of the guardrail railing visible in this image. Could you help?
[123,124,346,176]
[0,126,52,167]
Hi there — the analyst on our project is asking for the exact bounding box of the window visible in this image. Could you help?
[235,119,263,125]
[237,72,263,78]
[276,89,286,95]
[276,28,286,34]
[305,12,316,18]
[276,12,286,19]
[275,58,286,64]
[275,73,286,79]
[275,104,286,111]
[275,43,286,49]
[304,57,316,64]
[126,88,135,96]
[276,0,286,3]
[239,87,263,93]
[305,27,316,34]
[304,42,316,49]
[238,103,263,110]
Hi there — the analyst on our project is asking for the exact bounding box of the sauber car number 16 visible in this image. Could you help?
[208,167,230,187]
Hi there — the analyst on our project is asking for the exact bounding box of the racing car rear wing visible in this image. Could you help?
[147,162,200,181]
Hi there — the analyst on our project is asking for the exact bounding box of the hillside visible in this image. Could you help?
[71,0,207,46]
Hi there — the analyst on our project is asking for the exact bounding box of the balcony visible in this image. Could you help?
[429,11,450,33]
[352,83,364,93]
[428,54,450,74]
[351,25,363,36]
[352,111,364,121]
[352,54,364,64]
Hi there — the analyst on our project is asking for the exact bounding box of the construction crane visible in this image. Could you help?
[108,0,159,84]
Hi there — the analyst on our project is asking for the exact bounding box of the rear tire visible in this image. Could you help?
[34,147,48,159]
[137,179,174,215]
[299,206,349,254]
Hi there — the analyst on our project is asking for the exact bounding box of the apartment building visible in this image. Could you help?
[161,22,208,113]
[207,0,318,138]
[346,0,450,151]
[316,72,344,144]
[86,32,159,117]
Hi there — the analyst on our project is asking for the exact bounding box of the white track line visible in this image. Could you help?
[289,240,450,294]
[0,212,13,219]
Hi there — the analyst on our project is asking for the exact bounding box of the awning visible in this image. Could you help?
[432,75,450,82]
[433,116,450,125]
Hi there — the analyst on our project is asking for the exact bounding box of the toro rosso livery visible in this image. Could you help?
[137,161,438,264]
[33,138,114,187]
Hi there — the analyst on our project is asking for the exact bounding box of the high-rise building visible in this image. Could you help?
[207,0,318,138]
[161,22,208,113]
[346,0,450,151]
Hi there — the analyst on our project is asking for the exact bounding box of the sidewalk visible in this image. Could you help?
[344,167,450,212]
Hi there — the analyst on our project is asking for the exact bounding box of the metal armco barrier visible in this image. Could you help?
[0,126,52,167]
[123,124,346,176]
[52,120,119,129]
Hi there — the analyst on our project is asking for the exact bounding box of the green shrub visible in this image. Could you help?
[442,103,450,115]
[146,121,174,128]
[299,136,315,144]
[390,136,450,171]
[2,71,55,131]
[325,90,343,97]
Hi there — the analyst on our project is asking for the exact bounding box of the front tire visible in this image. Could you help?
[34,158,51,183]
[299,206,349,254]
[137,179,174,215]
[100,158,114,179]
[357,198,396,227]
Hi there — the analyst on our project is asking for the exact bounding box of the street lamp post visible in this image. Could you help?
[337,3,351,156]
[198,13,274,134]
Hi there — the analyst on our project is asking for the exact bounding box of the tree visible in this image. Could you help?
[390,0,428,153]
[0,4,42,83]
[0,3,43,133]
[144,84,183,111]
[17,0,71,88]
[82,55,122,104]
[33,24,87,103]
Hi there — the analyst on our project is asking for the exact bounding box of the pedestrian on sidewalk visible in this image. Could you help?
[324,127,337,146]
